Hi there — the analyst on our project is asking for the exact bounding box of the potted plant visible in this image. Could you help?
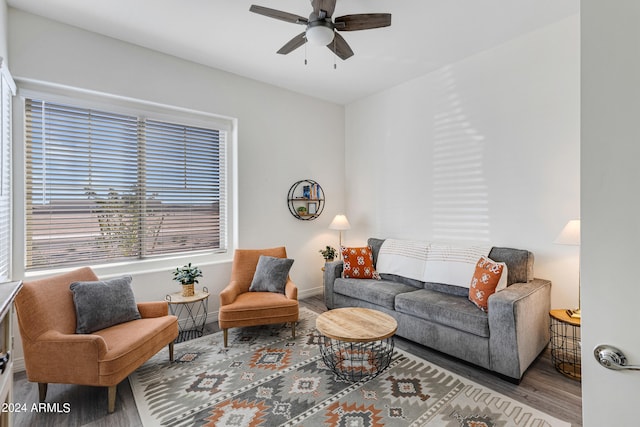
[319,246,338,262]
[173,262,202,297]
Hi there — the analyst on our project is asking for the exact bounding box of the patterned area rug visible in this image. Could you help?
[130,308,569,427]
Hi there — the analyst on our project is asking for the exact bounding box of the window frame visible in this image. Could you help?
[0,61,16,283]
[14,80,237,279]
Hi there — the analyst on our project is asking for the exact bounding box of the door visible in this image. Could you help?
[582,1,640,425]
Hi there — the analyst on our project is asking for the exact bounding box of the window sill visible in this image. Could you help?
[23,251,233,281]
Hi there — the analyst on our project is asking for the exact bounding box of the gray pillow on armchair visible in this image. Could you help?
[249,255,294,294]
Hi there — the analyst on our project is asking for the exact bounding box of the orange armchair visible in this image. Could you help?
[15,267,178,413]
[218,247,299,347]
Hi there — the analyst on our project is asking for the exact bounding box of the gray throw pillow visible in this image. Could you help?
[249,255,294,294]
[70,275,141,334]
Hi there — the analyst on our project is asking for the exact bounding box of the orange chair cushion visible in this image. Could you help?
[218,292,298,328]
[95,316,178,385]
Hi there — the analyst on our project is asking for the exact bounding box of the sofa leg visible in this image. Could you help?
[223,329,228,347]
[38,383,47,402]
[291,322,296,339]
[169,341,175,361]
[107,385,117,413]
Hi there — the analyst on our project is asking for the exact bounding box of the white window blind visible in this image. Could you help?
[25,98,227,270]
[0,64,15,282]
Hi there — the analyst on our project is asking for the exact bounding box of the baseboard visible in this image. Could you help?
[13,356,25,373]
[299,286,323,299]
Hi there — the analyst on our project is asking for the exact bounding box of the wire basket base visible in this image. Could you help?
[318,334,394,382]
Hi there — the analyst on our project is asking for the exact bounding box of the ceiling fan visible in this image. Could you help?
[249,0,391,60]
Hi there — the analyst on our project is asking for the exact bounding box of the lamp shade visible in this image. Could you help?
[329,214,351,231]
[554,219,580,245]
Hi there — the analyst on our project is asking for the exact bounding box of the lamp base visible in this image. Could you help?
[566,308,581,319]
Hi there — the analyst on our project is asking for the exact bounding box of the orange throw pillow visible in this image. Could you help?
[469,256,505,312]
[341,246,380,280]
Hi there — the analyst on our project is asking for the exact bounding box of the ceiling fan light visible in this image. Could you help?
[306,24,335,46]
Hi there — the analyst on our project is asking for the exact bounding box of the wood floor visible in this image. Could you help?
[13,295,582,426]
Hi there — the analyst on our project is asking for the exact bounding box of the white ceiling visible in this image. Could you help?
[7,0,579,104]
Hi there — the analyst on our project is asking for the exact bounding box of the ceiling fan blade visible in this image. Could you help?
[334,13,392,31]
[327,32,354,60]
[249,5,308,25]
[311,0,337,18]
[277,32,308,55]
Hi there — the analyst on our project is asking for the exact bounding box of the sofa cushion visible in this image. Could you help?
[70,276,141,334]
[370,237,533,288]
[334,278,419,310]
[367,238,385,265]
[395,289,490,337]
[378,273,425,289]
[376,239,429,281]
[487,247,534,285]
[423,243,491,288]
[423,281,469,297]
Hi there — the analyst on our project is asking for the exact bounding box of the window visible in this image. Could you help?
[24,98,228,270]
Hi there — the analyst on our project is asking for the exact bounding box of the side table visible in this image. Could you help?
[549,309,581,380]
[166,288,209,343]
[316,307,397,382]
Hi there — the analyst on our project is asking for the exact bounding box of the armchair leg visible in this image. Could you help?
[38,383,47,402]
[291,321,296,339]
[169,341,175,361]
[223,329,228,347]
[107,385,117,413]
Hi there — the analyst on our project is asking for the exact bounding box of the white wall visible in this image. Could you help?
[8,9,345,368]
[0,0,6,65]
[582,1,640,425]
[345,15,580,309]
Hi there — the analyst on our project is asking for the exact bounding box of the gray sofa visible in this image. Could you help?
[323,238,551,381]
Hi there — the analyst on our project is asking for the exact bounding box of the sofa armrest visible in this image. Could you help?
[23,330,109,384]
[323,260,343,309]
[37,330,108,354]
[137,301,169,318]
[488,278,551,380]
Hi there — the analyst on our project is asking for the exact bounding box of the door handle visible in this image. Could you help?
[594,345,640,371]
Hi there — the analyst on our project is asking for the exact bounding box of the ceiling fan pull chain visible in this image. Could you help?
[304,42,308,65]
[333,37,337,69]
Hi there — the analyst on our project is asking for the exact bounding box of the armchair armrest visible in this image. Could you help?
[488,278,551,380]
[323,260,344,309]
[285,279,297,300]
[137,301,169,318]
[219,281,242,306]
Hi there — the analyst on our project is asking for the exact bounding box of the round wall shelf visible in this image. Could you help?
[287,179,325,220]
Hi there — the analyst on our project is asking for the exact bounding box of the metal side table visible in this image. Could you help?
[549,309,581,380]
[166,287,209,343]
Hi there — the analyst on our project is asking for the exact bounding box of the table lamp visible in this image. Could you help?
[554,219,581,318]
[329,214,351,249]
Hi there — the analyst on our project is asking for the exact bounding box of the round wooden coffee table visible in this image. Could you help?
[316,307,397,382]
